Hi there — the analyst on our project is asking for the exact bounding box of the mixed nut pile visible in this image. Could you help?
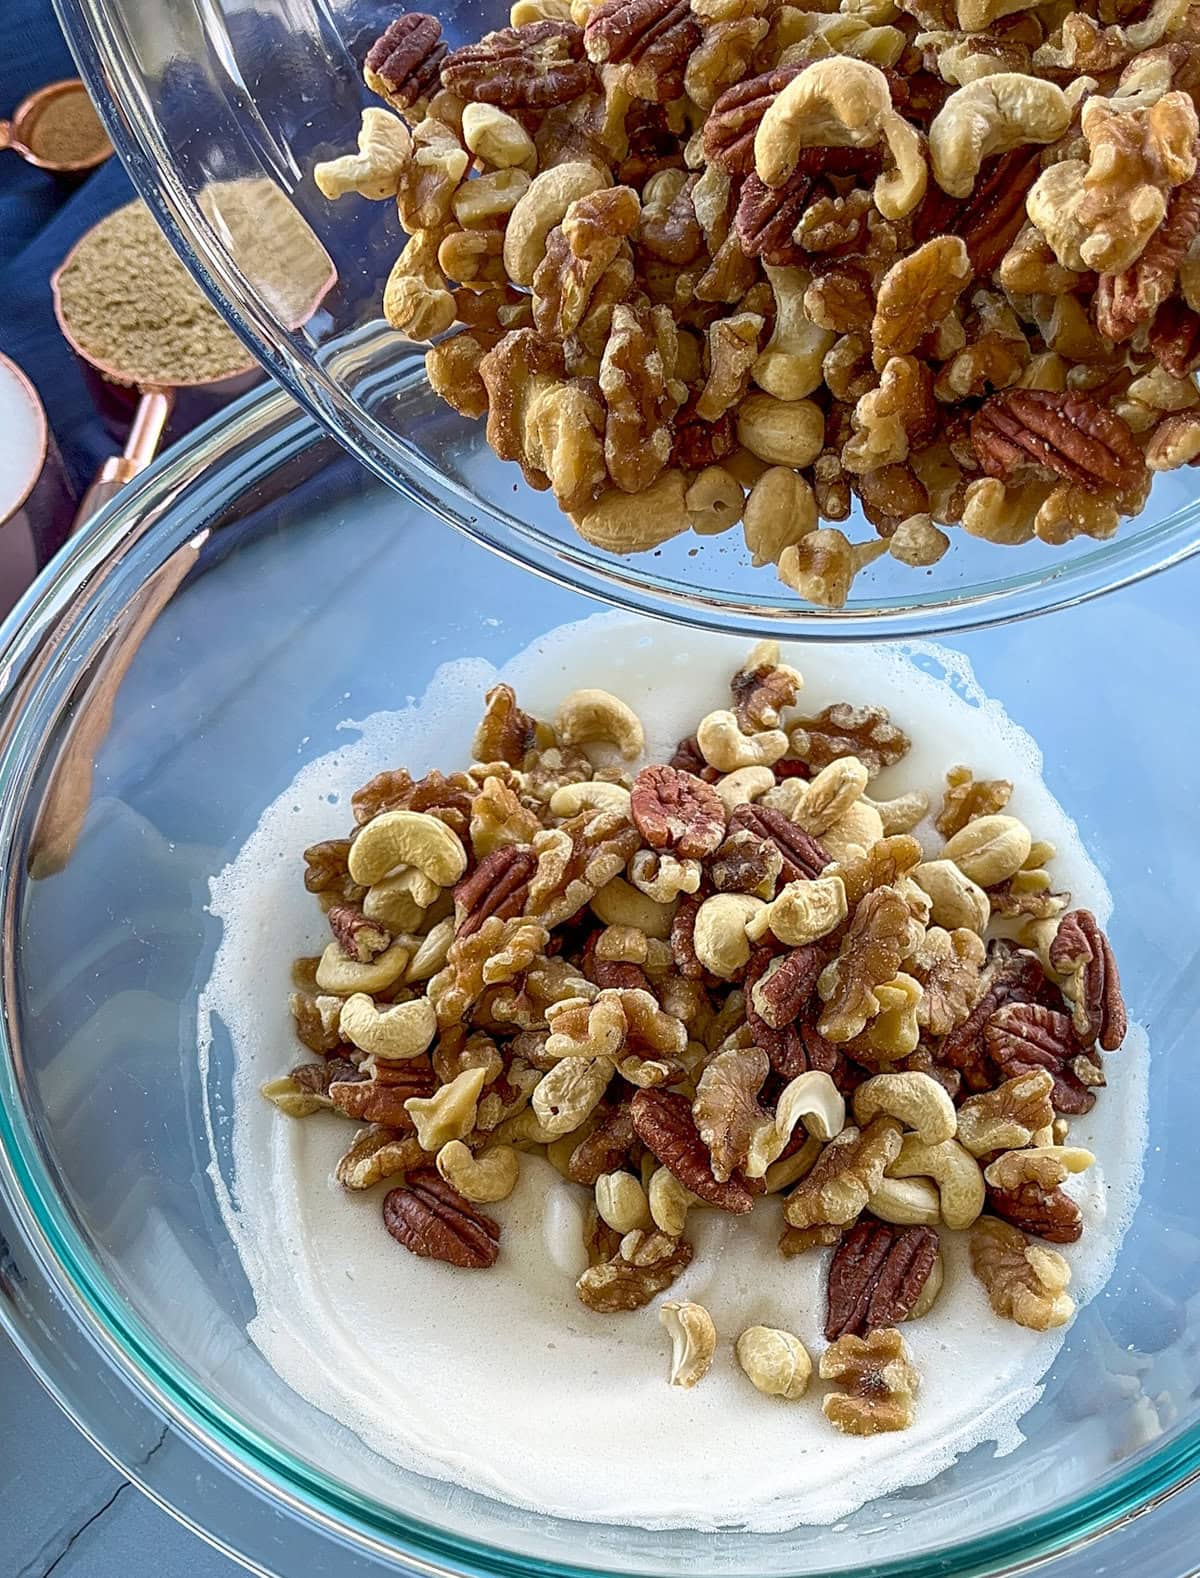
[264,642,1127,1434]
[312,0,1200,605]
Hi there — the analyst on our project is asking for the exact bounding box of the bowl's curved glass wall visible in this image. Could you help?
[54,0,1200,636]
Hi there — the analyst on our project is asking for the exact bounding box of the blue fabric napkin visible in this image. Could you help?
[0,1,135,495]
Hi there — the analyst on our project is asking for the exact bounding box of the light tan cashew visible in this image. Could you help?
[503,161,609,286]
[686,467,745,536]
[363,873,429,933]
[315,938,411,995]
[866,1174,942,1226]
[866,790,929,836]
[736,1326,812,1400]
[983,1145,1095,1189]
[693,893,767,977]
[648,1166,700,1235]
[941,812,1032,886]
[746,874,848,947]
[405,1066,487,1151]
[660,1302,717,1388]
[383,230,456,341]
[910,859,990,933]
[753,266,837,402]
[314,108,411,200]
[736,394,825,468]
[404,916,455,983]
[817,800,886,864]
[714,765,777,813]
[742,467,819,569]
[548,780,632,816]
[853,1071,957,1145]
[755,59,926,220]
[590,875,674,938]
[696,709,790,771]
[554,688,644,760]
[888,1133,985,1230]
[596,1170,653,1233]
[348,809,467,887]
[746,1069,846,1177]
[260,1076,327,1118]
[764,1134,823,1193]
[572,471,691,553]
[461,102,536,170]
[930,75,1072,199]
[629,849,702,903]
[789,757,870,836]
[494,1106,564,1147]
[338,992,438,1060]
[531,1055,615,1136]
[436,1140,520,1202]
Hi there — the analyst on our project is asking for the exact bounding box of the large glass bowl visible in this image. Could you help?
[54,0,1200,637]
[1,378,1199,1577]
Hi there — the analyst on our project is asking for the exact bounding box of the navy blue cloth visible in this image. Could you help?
[0,2,134,494]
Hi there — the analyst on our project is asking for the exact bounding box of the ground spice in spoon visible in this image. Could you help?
[55,200,253,386]
[25,83,110,166]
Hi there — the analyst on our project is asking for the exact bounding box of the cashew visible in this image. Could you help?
[648,1166,700,1235]
[596,1170,653,1233]
[693,893,767,977]
[866,1174,942,1226]
[363,868,439,931]
[314,108,411,200]
[867,790,929,836]
[554,688,644,760]
[742,466,819,568]
[349,809,467,888]
[888,1133,985,1230]
[405,1066,487,1152]
[696,709,790,771]
[660,1303,717,1390]
[572,471,691,553]
[746,1069,846,1177]
[714,765,777,813]
[338,992,438,1060]
[817,799,886,863]
[747,875,848,947]
[983,1145,1094,1189]
[315,938,411,994]
[590,875,674,939]
[503,161,609,285]
[686,466,745,536]
[929,75,1072,199]
[629,849,702,903]
[436,1140,520,1202]
[753,266,837,402]
[461,102,536,171]
[788,757,870,836]
[260,1075,327,1118]
[404,916,456,983]
[548,780,632,816]
[763,1134,823,1193]
[736,394,825,468]
[910,859,991,933]
[755,58,926,220]
[531,1055,614,1136]
[853,1071,957,1145]
[736,1326,812,1400]
[941,813,1032,886]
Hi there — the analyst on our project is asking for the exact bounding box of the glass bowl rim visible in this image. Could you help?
[1,380,1200,1574]
[55,0,1200,643]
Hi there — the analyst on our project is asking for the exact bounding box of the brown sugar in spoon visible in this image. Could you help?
[0,79,112,174]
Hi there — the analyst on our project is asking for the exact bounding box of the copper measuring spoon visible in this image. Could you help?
[0,79,112,174]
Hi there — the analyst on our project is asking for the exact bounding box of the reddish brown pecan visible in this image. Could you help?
[454,846,537,938]
[668,734,721,780]
[985,1002,1097,1116]
[917,147,1042,276]
[631,1088,758,1212]
[728,803,829,882]
[328,904,391,964]
[619,99,688,186]
[938,941,1048,1093]
[364,13,447,110]
[703,67,803,175]
[584,0,702,101]
[669,894,706,980]
[289,1055,359,1097]
[1048,909,1127,1051]
[826,1221,940,1340]
[473,683,551,768]
[988,1183,1083,1244]
[442,22,594,108]
[329,1060,438,1126]
[750,945,826,1030]
[384,1170,501,1268]
[735,171,814,266]
[1149,297,1200,378]
[568,1100,636,1184]
[631,764,728,858]
[773,757,812,780]
[970,390,1144,497]
[1095,170,1200,343]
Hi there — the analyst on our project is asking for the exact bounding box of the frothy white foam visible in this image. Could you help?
[199,612,1146,1532]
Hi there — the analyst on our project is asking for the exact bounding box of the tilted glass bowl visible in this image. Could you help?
[54,0,1200,637]
[1,380,1200,1577]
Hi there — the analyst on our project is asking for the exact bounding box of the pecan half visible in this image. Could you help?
[938,941,1048,1092]
[789,702,910,779]
[919,147,1042,276]
[970,389,1144,497]
[473,683,551,767]
[985,1002,1097,1116]
[1149,297,1200,378]
[987,1176,1083,1244]
[630,764,727,858]
[632,1088,758,1212]
[703,66,802,176]
[576,1228,693,1310]
[826,1221,940,1340]
[364,14,447,110]
[728,803,829,882]
[1048,908,1126,1051]
[735,171,813,267]
[584,0,702,102]
[352,767,475,832]
[745,945,806,1076]
[442,22,595,109]
[1095,170,1200,343]
[454,846,537,938]
[568,1100,636,1184]
[669,894,706,980]
[668,734,720,779]
[384,1170,501,1268]
[751,945,826,1030]
[329,1060,437,1126]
